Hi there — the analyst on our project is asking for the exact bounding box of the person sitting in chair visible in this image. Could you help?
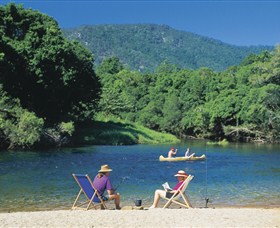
[149,170,188,208]
[93,164,121,210]
[185,148,195,158]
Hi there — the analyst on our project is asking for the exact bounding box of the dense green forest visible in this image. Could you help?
[63,24,273,72]
[96,52,280,143]
[0,4,279,150]
[0,3,100,149]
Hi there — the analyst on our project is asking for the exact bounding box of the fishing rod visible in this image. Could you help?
[204,140,210,208]
[114,176,129,191]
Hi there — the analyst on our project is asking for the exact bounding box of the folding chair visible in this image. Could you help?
[161,175,194,209]
[72,174,107,210]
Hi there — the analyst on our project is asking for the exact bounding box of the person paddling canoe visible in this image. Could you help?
[168,147,177,158]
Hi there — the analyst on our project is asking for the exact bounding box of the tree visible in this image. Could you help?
[269,45,280,85]
[160,94,182,135]
[0,85,44,149]
[96,56,124,76]
[0,3,100,124]
[98,86,133,119]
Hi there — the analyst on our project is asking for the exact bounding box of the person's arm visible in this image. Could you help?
[167,189,176,194]
[107,189,115,195]
[106,177,115,195]
[185,148,189,157]
[165,182,181,194]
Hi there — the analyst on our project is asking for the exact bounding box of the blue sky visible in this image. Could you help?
[1,0,280,46]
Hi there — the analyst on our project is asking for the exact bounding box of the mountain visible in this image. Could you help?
[63,24,274,72]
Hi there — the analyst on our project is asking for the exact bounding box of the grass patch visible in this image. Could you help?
[207,139,229,146]
[73,120,180,145]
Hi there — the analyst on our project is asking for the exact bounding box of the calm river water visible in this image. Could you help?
[0,141,279,212]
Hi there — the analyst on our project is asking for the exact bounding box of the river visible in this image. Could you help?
[0,141,279,212]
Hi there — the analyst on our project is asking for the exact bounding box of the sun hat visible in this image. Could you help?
[174,170,188,177]
[98,164,112,173]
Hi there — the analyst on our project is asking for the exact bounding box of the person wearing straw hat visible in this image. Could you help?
[149,170,188,208]
[93,164,121,209]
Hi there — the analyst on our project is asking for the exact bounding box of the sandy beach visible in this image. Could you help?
[0,207,279,227]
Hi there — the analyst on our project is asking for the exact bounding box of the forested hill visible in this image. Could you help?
[1,3,279,150]
[63,24,273,72]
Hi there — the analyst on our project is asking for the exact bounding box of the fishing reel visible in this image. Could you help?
[204,197,210,208]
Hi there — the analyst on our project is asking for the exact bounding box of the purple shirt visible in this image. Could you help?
[93,174,113,195]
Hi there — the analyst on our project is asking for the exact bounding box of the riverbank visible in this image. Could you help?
[73,119,180,145]
[0,207,279,227]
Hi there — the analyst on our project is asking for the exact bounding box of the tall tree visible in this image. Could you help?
[0,3,100,124]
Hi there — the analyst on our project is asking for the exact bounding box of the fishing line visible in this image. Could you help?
[114,176,129,191]
[204,140,209,208]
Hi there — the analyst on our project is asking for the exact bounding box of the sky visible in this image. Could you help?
[1,0,280,46]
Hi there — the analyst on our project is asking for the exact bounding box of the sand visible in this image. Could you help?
[0,207,279,227]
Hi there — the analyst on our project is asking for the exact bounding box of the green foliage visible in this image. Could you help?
[160,94,182,134]
[64,24,273,72]
[207,139,229,146]
[1,4,279,148]
[0,85,44,149]
[0,3,100,124]
[73,117,180,145]
[59,122,75,136]
[97,46,280,143]
[98,86,133,118]
[0,3,103,149]
[96,56,124,76]
[42,121,74,147]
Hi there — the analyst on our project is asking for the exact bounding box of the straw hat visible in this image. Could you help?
[98,164,112,173]
[174,170,188,177]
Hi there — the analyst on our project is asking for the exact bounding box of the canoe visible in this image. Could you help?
[159,154,206,162]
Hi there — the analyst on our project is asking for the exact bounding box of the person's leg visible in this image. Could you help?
[150,189,165,208]
[109,193,121,209]
[114,193,121,209]
[186,153,195,158]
